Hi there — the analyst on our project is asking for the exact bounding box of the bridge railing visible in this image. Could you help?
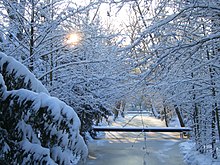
[92,126,192,139]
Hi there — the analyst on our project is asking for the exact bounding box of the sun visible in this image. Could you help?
[66,32,82,46]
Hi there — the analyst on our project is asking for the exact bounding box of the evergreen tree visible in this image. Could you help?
[0,52,88,164]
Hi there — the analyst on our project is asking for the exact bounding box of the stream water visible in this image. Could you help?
[85,115,186,165]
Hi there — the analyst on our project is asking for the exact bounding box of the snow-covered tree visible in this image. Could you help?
[119,0,220,158]
[0,52,88,164]
[0,52,48,93]
[0,0,100,79]
[48,12,132,135]
[0,0,133,138]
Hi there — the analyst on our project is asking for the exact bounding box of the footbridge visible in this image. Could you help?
[93,126,192,138]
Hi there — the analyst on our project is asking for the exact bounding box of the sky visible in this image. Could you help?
[98,3,130,29]
[73,0,130,30]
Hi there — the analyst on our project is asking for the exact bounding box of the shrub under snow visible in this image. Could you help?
[0,53,88,164]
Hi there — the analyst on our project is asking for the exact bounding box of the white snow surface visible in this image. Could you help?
[0,74,6,93]
[0,52,49,94]
[179,141,220,165]
[21,139,56,165]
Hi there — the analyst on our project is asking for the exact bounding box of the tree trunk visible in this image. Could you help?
[193,104,204,153]
[211,109,217,159]
[163,106,169,127]
[29,0,34,71]
[174,105,185,127]
[151,99,160,118]
[215,104,220,140]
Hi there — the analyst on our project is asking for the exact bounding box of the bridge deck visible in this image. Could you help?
[93,126,192,132]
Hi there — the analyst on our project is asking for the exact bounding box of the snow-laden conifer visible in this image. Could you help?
[0,53,88,164]
[0,52,48,94]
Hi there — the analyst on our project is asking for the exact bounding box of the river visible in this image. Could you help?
[85,115,186,165]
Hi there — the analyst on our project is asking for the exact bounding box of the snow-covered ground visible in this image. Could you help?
[84,115,187,165]
[179,141,220,165]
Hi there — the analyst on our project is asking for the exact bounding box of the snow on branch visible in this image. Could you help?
[20,139,56,165]
[0,74,6,96]
[1,87,88,164]
[0,52,49,94]
[38,59,108,80]
[0,53,88,164]
[118,3,220,52]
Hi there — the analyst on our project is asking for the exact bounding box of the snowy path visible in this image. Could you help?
[85,115,186,165]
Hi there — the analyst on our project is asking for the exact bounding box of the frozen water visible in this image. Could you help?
[85,115,186,165]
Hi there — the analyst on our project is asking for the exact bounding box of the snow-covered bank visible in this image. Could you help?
[180,141,220,165]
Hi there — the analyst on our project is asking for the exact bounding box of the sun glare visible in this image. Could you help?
[66,32,82,46]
